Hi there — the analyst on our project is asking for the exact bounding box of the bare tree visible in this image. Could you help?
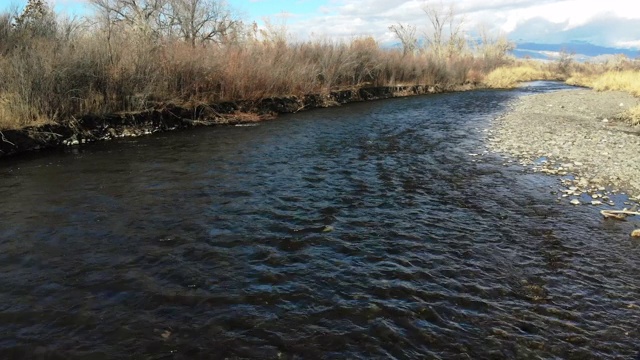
[91,0,167,40]
[91,0,237,46]
[473,25,514,69]
[388,23,418,56]
[165,0,236,46]
[555,48,574,76]
[422,2,466,59]
[259,15,289,46]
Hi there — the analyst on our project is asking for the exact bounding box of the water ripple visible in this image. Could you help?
[1,83,640,358]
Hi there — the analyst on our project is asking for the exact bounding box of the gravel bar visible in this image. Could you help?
[489,88,640,201]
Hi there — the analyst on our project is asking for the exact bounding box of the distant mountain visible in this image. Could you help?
[514,42,639,61]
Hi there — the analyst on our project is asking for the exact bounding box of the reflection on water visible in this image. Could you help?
[1,82,639,359]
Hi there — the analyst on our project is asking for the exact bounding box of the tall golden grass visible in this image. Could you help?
[625,106,640,125]
[567,70,640,96]
[482,55,640,125]
[481,61,559,88]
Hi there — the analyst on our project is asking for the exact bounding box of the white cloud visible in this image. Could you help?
[617,40,640,49]
[283,0,640,49]
[22,0,640,50]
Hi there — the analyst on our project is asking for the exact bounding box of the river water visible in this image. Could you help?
[1,82,639,359]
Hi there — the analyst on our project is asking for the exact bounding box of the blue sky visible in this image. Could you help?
[1,0,329,20]
[0,0,89,16]
[2,0,640,50]
[229,0,326,20]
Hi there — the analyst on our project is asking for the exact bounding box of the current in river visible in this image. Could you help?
[0,82,639,359]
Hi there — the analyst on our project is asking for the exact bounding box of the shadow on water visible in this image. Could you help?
[1,82,639,359]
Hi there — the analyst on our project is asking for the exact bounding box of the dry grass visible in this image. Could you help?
[563,72,592,88]
[0,93,55,130]
[567,70,640,97]
[482,62,557,88]
[623,105,640,125]
[0,5,515,131]
[0,34,491,130]
[566,68,640,125]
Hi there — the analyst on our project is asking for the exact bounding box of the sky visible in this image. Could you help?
[2,0,640,49]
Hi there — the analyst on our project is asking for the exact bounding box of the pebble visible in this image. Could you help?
[322,225,335,233]
[488,89,640,212]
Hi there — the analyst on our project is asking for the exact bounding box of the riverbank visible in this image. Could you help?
[3,81,640,359]
[489,86,640,201]
[0,84,469,158]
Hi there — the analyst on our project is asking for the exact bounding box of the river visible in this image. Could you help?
[1,82,639,359]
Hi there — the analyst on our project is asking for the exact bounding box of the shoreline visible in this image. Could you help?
[6,81,639,203]
[488,87,640,202]
[0,83,474,159]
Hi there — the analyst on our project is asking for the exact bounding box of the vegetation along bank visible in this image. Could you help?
[0,0,519,157]
[1,0,639,161]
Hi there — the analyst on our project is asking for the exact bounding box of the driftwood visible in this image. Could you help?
[601,209,640,221]
[600,207,640,237]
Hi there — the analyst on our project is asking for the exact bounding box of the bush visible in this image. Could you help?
[0,1,519,130]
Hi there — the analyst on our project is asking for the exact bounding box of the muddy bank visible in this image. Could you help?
[489,87,640,201]
[0,84,464,159]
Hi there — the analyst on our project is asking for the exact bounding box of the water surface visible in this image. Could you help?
[1,82,639,359]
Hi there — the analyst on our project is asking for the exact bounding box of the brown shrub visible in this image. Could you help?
[0,5,513,130]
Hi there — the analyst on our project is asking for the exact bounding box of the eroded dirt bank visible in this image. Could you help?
[489,88,640,200]
[0,84,464,158]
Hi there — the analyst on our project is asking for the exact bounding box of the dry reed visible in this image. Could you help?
[0,4,514,130]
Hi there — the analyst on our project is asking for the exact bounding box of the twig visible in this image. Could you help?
[0,131,15,146]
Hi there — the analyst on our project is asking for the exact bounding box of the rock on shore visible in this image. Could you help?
[0,84,458,158]
[489,88,640,199]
